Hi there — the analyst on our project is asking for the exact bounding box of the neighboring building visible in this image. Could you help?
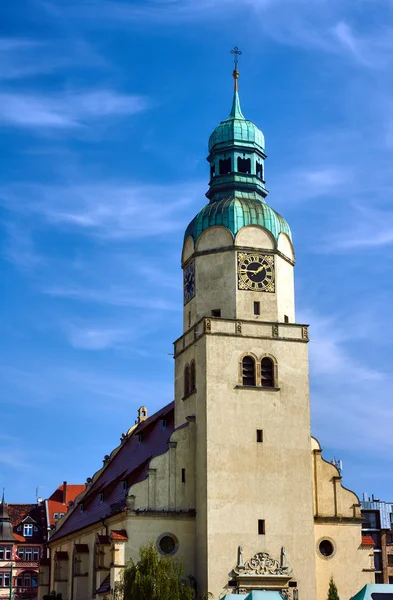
[39,482,86,600]
[47,61,375,600]
[350,584,393,600]
[45,483,86,532]
[361,495,393,584]
[0,493,46,600]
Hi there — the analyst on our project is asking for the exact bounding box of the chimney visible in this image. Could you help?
[62,481,67,505]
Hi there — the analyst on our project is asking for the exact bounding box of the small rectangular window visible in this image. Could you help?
[23,523,33,537]
[284,315,289,323]
[5,547,11,560]
[388,555,393,566]
[121,479,127,491]
[389,576,393,584]
[80,503,84,513]
[258,519,265,535]
[181,468,186,483]
[18,548,24,559]
[188,311,191,327]
[33,548,39,561]
[161,419,167,430]
[137,433,143,443]
[25,548,32,561]
[99,492,104,503]
[256,429,263,443]
[211,309,221,317]
[254,302,260,315]
[4,573,10,587]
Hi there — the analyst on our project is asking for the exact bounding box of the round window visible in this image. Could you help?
[319,539,334,557]
[156,533,179,556]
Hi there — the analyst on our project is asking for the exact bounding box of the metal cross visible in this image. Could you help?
[230,46,242,69]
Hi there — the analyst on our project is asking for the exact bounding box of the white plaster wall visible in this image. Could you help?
[184,327,317,599]
[235,225,275,250]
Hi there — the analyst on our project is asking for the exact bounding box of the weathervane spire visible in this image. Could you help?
[230,46,242,92]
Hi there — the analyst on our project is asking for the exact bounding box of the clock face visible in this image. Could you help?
[237,253,275,292]
[183,260,196,305]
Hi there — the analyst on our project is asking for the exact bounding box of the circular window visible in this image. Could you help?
[156,533,179,556]
[318,539,335,558]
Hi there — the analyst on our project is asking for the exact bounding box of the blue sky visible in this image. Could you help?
[2,0,393,503]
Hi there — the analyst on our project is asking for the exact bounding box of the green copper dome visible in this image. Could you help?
[184,66,291,248]
[208,91,265,152]
[185,195,291,243]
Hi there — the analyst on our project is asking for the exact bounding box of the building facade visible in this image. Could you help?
[46,65,374,600]
[0,494,45,600]
[361,496,393,584]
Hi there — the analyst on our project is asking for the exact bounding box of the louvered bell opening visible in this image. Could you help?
[242,356,256,386]
[261,358,274,388]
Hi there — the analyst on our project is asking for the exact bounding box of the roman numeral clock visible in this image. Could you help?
[237,252,275,292]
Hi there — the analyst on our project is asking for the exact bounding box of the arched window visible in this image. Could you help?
[237,156,251,174]
[261,357,274,388]
[219,157,231,175]
[190,361,196,392]
[184,364,190,397]
[242,356,256,386]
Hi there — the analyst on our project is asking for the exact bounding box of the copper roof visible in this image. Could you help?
[51,402,174,541]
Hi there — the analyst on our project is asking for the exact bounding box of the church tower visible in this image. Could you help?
[174,52,317,599]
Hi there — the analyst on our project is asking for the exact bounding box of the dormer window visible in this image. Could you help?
[237,156,251,174]
[23,523,33,537]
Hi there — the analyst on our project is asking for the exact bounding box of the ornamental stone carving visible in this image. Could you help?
[234,549,293,577]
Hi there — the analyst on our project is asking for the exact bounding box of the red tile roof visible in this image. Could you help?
[47,484,86,526]
[111,529,128,541]
[361,535,375,546]
[8,504,46,543]
[51,402,175,541]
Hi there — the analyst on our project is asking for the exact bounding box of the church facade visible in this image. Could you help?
[45,66,375,600]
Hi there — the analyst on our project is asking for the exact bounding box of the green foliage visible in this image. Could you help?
[43,592,63,600]
[327,576,340,600]
[114,542,196,600]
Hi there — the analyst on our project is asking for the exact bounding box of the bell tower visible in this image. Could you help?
[174,51,317,599]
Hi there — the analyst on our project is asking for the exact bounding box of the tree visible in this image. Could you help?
[114,542,196,600]
[327,576,340,600]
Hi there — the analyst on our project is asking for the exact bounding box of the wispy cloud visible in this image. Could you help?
[45,285,179,311]
[0,90,148,130]
[2,223,45,271]
[42,0,393,69]
[65,325,131,350]
[0,36,108,80]
[273,165,353,204]
[0,181,200,239]
[301,308,393,457]
[323,204,393,251]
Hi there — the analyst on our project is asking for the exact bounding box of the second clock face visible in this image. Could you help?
[183,260,196,305]
[238,253,275,292]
